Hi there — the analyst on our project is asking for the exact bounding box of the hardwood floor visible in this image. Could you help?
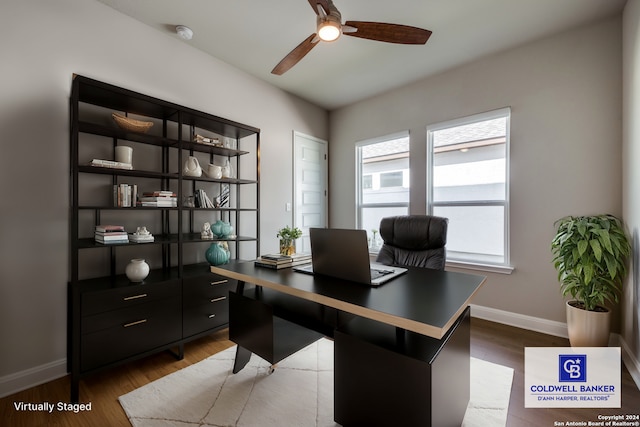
[1,320,638,426]
[471,319,640,427]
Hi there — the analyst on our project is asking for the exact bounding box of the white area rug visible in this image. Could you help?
[119,339,513,427]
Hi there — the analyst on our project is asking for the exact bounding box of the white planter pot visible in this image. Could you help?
[566,301,610,347]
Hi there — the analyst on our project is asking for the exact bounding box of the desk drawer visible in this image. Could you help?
[183,298,230,337]
[82,280,180,316]
[183,275,233,308]
[80,297,181,371]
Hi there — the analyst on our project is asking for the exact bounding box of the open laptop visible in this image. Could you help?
[294,228,407,286]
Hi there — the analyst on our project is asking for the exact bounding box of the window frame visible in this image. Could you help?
[426,107,512,272]
[356,131,410,229]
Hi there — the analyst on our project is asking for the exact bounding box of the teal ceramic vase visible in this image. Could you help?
[211,220,233,238]
[206,243,229,266]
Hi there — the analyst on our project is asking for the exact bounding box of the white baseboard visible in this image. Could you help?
[619,336,640,391]
[0,358,67,399]
[471,304,640,390]
[470,304,569,338]
[2,306,638,399]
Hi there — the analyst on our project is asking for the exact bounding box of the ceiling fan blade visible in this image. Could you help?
[271,34,319,75]
[307,0,331,16]
[343,21,432,44]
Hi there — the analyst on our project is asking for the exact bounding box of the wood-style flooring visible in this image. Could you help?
[1,320,639,426]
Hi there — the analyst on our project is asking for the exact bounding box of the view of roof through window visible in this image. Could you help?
[433,117,506,149]
[361,136,410,160]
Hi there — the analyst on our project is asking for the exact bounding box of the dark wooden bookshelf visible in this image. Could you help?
[68,74,260,402]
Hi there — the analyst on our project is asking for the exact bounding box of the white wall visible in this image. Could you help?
[622,0,640,381]
[329,18,623,325]
[0,0,327,395]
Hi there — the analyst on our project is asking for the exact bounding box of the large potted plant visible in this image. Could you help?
[551,214,631,347]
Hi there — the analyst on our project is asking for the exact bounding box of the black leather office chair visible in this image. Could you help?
[376,215,449,270]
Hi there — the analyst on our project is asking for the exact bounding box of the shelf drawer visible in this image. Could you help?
[82,280,180,316]
[81,295,180,334]
[183,296,230,337]
[80,297,181,372]
[183,275,234,308]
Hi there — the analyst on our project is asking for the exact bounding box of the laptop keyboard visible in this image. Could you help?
[370,269,394,280]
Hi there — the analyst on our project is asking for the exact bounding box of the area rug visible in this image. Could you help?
[119,339,513,427]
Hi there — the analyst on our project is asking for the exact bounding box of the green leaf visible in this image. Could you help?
[577,239,588,256]
[597,230,613,255]
[589,239,602,262]
[577,223,587,236]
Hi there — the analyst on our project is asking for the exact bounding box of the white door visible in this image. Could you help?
[293,131,328,253]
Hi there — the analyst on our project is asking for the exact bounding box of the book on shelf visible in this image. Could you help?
[89,159,133,170]
[193,134,221,146]
[194,189,214,208]
[139,201,177,207]
[95,225,125,232]
[95,234,129,243]
[143,191,176,197]
[95,230,127,237]
[95,239,129,244]
[113,184,137,208]
[139,196,178,202]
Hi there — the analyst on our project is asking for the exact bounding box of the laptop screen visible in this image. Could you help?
[309,228,374,285]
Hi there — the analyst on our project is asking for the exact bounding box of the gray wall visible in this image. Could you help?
[622,0,640,381]
[0,0,328,394]
[329,18,623,325]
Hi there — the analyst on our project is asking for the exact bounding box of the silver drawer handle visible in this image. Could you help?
[123,293,147,301]
[208,314,216,319]
[210,280,228,285]
[210,296,227,303]
[123,319,147,328]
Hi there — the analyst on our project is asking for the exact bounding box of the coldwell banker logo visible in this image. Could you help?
[524,347,620,408]
[559,355,586,382]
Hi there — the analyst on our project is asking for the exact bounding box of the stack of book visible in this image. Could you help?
[193,134,221,147]
[138,191,177,207]
[254,253,312,269]
[89,158,133,170]
[113,184,138,207]
[95,225,129,244]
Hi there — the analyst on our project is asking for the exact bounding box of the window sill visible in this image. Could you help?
[446,260,514,275]
[370,250,514,275]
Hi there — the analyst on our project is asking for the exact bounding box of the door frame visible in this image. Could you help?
[293,131,329,237]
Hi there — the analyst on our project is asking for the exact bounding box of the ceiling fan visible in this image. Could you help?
[271,0,432,75]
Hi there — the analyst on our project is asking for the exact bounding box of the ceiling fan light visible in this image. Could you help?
[318,21,341,42]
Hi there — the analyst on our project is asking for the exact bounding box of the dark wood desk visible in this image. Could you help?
[211,261,486,427]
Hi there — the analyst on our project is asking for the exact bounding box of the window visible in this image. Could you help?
[380,171,405,188]
[427,108,510,268]
[356,132,410,240]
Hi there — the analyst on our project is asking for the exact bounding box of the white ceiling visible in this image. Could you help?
[96,0,626,110]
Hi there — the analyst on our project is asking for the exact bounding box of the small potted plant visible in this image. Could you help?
[551,214,631,347]
[277,225,302,256]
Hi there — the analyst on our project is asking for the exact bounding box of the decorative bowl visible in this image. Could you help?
[112,113,154,134]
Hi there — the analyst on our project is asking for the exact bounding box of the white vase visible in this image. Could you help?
[125,258,150,282]
[183,156,202,177]
[205,163,222,179]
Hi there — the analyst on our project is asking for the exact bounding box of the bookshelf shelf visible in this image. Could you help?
[69,75,260,402]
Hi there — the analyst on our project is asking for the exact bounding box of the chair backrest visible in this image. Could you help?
[375,215,448,270]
